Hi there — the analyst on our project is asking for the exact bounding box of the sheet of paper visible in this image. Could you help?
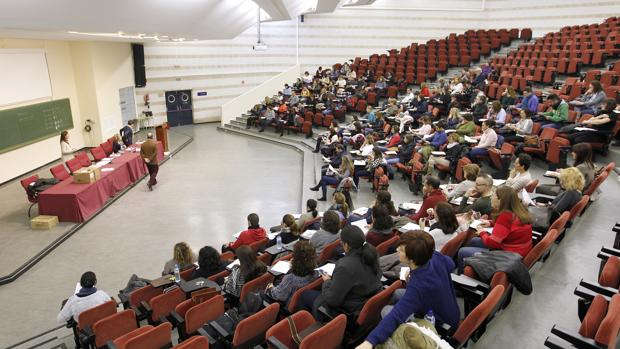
[493,179,506,186]
[267,232,280,240]
[431,151,446,156]
[464,136,478,143]
[270,261,291,274]
[384,150,397,155]
[376,140,387,144]
[301,229,317,240]
[352,207,369,216]
[520,188,533,206]
[399,222,430,232]
[293,213,302,219]
[354,160,366,166]
[342,132,351,136]
[351,219,370,234]
[349,150,360,155]
[328,164,337,173]
[399,267,410,281]
[544,171,559,177]
[315,263,336,277]
[575,127,597,132]
[469,220,483,229]
[74,282,81,294]
[233,231,242,239]
[227,259,240,270]
[101,168,114,172]
[401,202,422,211]
[445,129,456,134]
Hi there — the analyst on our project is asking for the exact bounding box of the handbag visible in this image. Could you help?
[523,135,539,147]
[286,316,324,345]
[528,205,551,228]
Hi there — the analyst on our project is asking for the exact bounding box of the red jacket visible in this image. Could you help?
[480,211,532,257]
[386,134,401,148]
[366,230,396,247]
[409,189,447,222]
[230,227,267,250]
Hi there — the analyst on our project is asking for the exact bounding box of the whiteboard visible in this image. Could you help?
[0,49,52,107]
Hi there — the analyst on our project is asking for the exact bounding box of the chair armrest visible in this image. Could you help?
[208,320,231,339]
[544,335,575,349]
[169,310,184,327]
[79,326,95,346]
[140,300,152,313]
[434,319,452,337]
[579,279,619,297]
[197,327,219,346]
[600,246,620,257]
[105,340,119,349]
[159,315,170,325]
[574,286,612,303]
[317,305,336,321]
[266,336,290,349]
[550,325,601,349]
[451,273,490,293]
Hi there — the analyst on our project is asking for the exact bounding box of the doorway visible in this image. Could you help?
[165,90,193,126]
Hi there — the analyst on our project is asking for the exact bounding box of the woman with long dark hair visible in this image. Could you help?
[223,245,267,297]
[266,241,317,305]
[300,225,382,319]
[191,246,227,280]
[365,205,395,247]
[426,202,461,251]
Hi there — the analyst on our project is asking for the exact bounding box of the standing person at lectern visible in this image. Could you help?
[60,130,74,163]
[119,120,134,147]
[140,133,159,191]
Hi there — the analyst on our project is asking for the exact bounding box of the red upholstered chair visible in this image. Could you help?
[441,230,475,259]
[387,86,398,98]
[65,158,82,174]
[271,253,293,266]
[91,309,139,348]
[524,179,538,193]
[179,266,196,281]
[146,286,186,324]
[568,195,590,222]
[173,336,210,349]
[317,239,341,265]
[125,284,163,321]
[584,172,608,198]
[353,281,403,335]
[302,121,312,137]
[73,300,117,348]
[258,252,272,266]
[20,175,39,217]
[230,303,280,348]
[355,99,367,113]
[301,217,321,232]
[603,162,616,176]
[239,272,274,303]
[448,285,506,348]
[313,113,323,127]
[247,238,269,255]
[524,229,559,269]
[75,151,92,167]
[266,311,347,349]
[523,128,558,156]
[376,235,399,257]
[50,164,70,180]
[545,137,571,169]
[175,295,225,340]
[322,114,334,128]
[545,294,620,349]
[367,92,377,105]
[287,278,323,314]
[101,141,113,155]
[113,322,172,349]
[599,256,620,290]
[91,146,107,161]
[207,269,230,285]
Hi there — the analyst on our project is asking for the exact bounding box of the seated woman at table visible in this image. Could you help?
[266,241,317,306]
[296,199,319,230]
[532,167,584,230]
[425,201,462,251]
[418,120,448,161]
[299,225,382,319]
[266,214,301,248]
[501,109,533,143]
[112,134,122,153]
[366,205,396,247]
[222,213,267,253]
[457,186,533,272]
[467,120,498,162]
[310,210,341,256]
[445,163,479,200]
[162,242,197,275]
[310,156,354,201]
[329,192,350,218]
[223,245,267,298]
[357,231,460,349]
[57,271,111,323]
[353,148,386,187]
[348,190,398,225]
[485,100,507,125]
[191,246,227,280]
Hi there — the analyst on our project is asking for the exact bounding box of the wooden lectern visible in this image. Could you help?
[155,122,169,152]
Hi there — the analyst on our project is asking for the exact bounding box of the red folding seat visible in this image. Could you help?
[313,113,323,127]
[113,322,172,349]
[545,137,571,169]
[239,272,274,303]
[173,336,209,349]
[75,151,92,167]
[145,286,186,324]
[266,311,347,349]
[174,294,225,340]
[90,146,106,162]
[73,300,117,347]
[65,158,82,174]
[523,128,558,156]
[322,114,334,128]
[20,175,40,217]
[50,164,70,181]
[91,310,139,348]
[600,71,619,87]
[366,92,377,106]
[317,239,341,265]
[387,85,398,98]
[226,303,280,348]
[124,284,163,322]
[355,99,367,113]
[100,141,113,155]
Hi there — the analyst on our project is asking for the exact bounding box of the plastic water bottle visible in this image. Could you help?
[424,310,436,325]
[276,235,283,250]
[174,264,180,283]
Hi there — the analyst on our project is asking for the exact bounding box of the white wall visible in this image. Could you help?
[221,65,300,126]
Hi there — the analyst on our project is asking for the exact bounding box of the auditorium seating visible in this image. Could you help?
[266,311,347,349]
[50,164,70,181]
[20,174,39,217]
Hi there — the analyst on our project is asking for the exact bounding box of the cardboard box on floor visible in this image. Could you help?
[73,166,102,184]
[31,215,59,230]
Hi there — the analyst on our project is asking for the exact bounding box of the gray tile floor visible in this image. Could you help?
[1,122,619,348]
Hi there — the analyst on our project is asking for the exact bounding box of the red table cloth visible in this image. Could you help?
[38,142,164,222]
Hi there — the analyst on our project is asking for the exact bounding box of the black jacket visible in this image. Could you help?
[464,250,532,295]
[399,142,415,163]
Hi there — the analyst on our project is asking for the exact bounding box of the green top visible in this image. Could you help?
[456,121,476,136]
[542,101,568,123]
[458,195,493,216]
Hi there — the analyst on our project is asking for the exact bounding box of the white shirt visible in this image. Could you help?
[361,144,374,156]
[414,124,433,136]
[302,75,313,84]
[400,93,415,104]
[61,141,74,163]
[506,170,532,192]
[57,290,111,323]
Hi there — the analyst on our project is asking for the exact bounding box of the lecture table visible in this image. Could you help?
[38,142,164,223]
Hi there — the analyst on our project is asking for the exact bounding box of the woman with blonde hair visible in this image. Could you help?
[533,167,584,228]
[162,242,196,275]
[447,107,461,128]
[330,192,350,218]
[360,134,375,156]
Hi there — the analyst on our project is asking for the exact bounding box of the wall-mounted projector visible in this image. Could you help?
[253,43,268,51]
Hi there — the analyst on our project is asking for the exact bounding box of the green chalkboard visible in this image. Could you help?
[0,98,73,154]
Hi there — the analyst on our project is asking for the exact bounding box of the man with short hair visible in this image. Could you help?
[57,271,111,323]
[505,154,533,192]
[119,120,134,147]
[458,174,493,215]
[282,84,292,97]
[540,94,568,129]
[408,176,447,222]
[512,87,539,115]
[140,132,159,191]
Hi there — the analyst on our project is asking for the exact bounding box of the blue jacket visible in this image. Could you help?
[430,130,447,149]
[519,94,539,114]
[366,251,460,346]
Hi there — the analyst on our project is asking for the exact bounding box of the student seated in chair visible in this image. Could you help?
[299,225,382,320]
[191,246,228,280]
[223,245,267,298]
[222,213,267,253]
[57,271,111,323]
[162,242,197,275]
[310,210,341,256]
[357,231,460,349]
[266,241,317,306]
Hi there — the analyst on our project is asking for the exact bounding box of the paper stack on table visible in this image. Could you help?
[266,232,280,240]
[354,160,367,166]
[270,261,291,274]
[352,207,369,216]
[464,136,478,144]
[399,222,430,232]
[351,219,370,235]
[384,150,397,156]
[315,263,336,277]
[431,151,446,156]
[301,229,317,240]
[401,202,422,211]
